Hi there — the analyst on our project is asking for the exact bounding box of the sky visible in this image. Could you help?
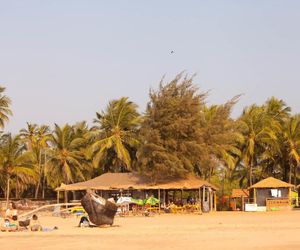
[1,0,300,133]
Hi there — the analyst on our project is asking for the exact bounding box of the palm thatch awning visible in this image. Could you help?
[231,189,249,198]
[249,177,294,189]
[56,172,218,191]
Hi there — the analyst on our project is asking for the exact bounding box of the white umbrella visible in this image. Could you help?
[117,197,133,205]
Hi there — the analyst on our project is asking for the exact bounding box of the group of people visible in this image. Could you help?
[1,202,42,232]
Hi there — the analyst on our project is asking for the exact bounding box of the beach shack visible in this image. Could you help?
[248,177,294,211]
[56,172,218,213]
[230,189,249,211]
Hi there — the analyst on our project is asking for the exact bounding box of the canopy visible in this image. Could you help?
[56,172,218,191]
[145,196,159,206]
[117,197,133,204]
[231,189,249,198]
[249,177,294,189]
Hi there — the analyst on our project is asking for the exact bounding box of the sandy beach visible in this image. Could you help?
[1,211,300,250]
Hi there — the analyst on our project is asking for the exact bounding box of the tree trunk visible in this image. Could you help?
[289,164,292,184]
[6,177,10,208]
[35,150,42,199]
[42,151,47,199]
[249,164,253,186]
[294,164,298,186]
[35,179,41,199]
[15,176,18,199]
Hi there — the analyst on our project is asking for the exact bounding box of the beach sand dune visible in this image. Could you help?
[1,211,300,250]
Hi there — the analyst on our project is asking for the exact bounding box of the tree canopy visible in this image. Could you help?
[0,78,299,200]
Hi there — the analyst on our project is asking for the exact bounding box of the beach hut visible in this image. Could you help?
[56,172,218,213]
[230,189,249,211]
[248,177,294,211]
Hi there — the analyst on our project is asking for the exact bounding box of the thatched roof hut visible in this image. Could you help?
[56,172,218,213]
[56,172,218,191]
[249,177,294,189]
[249,177,295,210]
[231,189,249,198]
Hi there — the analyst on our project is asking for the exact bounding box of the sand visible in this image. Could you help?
[1,211,300,250]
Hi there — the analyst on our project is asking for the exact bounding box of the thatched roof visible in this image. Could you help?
[249,177,294,189]
[231,189,249,198]
[56,172,218,191]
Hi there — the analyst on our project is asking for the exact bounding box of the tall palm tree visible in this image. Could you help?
[0,133,35,206]
[259,98,291,182]
[283,115,300,184]
[19,124,52,198]
[0,86,12,129]
[200,99,243,181]
[36,125,52,198]
[239,105,275,186]
[88,97,140,173]
[19,123,39,151]
[46,124,87,188]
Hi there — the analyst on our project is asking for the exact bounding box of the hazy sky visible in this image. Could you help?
[1,1,300,133]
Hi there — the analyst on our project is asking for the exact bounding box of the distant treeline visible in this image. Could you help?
[0,73,299,200]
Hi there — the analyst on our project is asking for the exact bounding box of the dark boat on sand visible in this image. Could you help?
[81,193,118,226]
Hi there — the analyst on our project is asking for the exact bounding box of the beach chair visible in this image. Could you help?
[52,204,61,217]
[52,204,70,218]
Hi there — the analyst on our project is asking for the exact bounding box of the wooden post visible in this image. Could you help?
[214,192,217,211]
[253,188,257,204]
[64,191,68,208]
[163,189,166,207]
[158,189,161,214]
[180,189,183,204]
[289,187,291,205]
[198,188,202,214]
[242,196,244,211]
[202,186,206,205]
[210,190,213,212]
[57,191,60,204]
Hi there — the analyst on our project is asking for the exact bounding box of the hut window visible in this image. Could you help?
[271,189,282,198]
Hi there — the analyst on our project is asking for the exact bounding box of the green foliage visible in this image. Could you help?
[87,97,140,173]
[46,124,89,188]
[137,73,207,181]
[0,86,12,129]
[0,77,300,200]
[0,133,36,200]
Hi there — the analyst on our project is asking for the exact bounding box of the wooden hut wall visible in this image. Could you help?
[256,188,289,206]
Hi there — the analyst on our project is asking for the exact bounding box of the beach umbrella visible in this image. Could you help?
[117,197,133,205]
[131,198,145,206]
[145,196,159,206]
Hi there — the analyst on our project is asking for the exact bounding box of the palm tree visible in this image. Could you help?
[0,86,12,129]
[46,124,87,188]
[200,103,242,181]
[88,97,140,173]
[0,133,35,206]
[283,115,300,184]
[239,105,275,186]
[259,98,291,182]
[19,124,52,198]
[19,123,39,151]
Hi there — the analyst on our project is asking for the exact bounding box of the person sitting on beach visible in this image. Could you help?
[5,202,18,220]
[30,214,42,232]
[78,216,90,227]
[1,216,18,232]
[164,201,176,213]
